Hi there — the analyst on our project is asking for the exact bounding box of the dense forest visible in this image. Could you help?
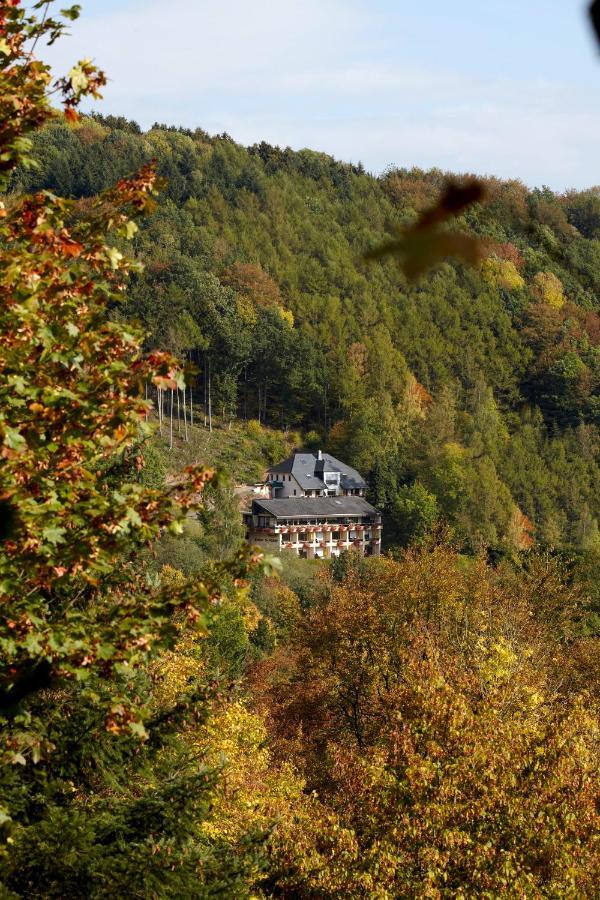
[1,3,599,896]
[12,113,600,556]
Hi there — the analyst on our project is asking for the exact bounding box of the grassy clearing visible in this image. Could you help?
[151,415,300,484]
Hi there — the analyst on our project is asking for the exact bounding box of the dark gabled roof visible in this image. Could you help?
[252,496,380,519]
[268,452,367,491]
[268,455,296,474]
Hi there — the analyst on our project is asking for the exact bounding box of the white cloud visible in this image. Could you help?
[47,0,366,96]
[42,0,600,189]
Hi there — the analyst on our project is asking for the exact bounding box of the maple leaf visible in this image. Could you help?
[366,178,487,279]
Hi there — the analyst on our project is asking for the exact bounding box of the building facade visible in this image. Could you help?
[244,453,382,558]
[265,450,367,499]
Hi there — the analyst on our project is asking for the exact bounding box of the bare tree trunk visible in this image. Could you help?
[208,360,212,432]
[158,388,163,436]
[190,386,193,428]
[183,387,188,442]
[169,389,174,450]
[176,389,181,435]
[204,352,207,428]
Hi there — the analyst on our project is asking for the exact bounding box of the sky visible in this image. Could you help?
[43,0,600,190]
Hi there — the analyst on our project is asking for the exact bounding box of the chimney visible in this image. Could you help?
[317,449,322,460]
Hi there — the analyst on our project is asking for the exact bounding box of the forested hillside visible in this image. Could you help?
[2,5,600,894]
[13,114,600,554]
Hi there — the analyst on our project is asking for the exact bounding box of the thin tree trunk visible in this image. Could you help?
[204,353,207,428]
[158,388,163,436]
[177,389,181,434]
[208,361,212,432]
[169,389,174,450]
[183,386,188,442]
[190,386,193,428]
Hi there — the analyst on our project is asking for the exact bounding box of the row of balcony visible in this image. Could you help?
[251,529,380,543]
[253,524,381,535]
[282,538,380,548]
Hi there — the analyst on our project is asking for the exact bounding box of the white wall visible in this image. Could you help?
[268,473,306,498]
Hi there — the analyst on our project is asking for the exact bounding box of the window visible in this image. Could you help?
[293,489,297,496]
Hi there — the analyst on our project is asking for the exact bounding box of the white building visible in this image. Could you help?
[265,450,367,499]
[244,452,382,558]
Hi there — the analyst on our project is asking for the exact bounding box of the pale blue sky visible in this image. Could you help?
[45,0,600,189]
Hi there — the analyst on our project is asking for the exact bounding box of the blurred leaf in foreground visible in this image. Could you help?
[590,0,600,46]
[366,178,487,279]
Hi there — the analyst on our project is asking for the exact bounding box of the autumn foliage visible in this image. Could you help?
[248,549,600,896]
[1,3,599,896]
[0,3,265,885]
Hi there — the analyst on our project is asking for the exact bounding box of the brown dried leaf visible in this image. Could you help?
[366,177,487,280]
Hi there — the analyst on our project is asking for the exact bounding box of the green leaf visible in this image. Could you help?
[7,375,27,393]
[24,634,43,654]
[61,5,82,21]
[68,61,90,94]
[0,806,12,826]
[122,507,143,529]
[125,220,138,240]
[42,526,66,545]
[3,428,27,453]
[128,721,148,739]
[106,247,124,270]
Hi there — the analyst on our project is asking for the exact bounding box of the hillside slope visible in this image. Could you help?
[13,114,600,553]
